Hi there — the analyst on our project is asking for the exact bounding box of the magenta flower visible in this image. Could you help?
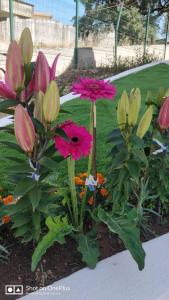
[54,120,93,160]
[71,77,116,102]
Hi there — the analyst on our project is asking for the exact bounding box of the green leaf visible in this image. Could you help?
[127,160,140,180]
[32,118,45,136]
[15,224,31,238]
[0,99,19,111]
[31,216,72,271]
[76,229,100,269]
[14,178,36,198]
[98,208,145,270]
[11,214,31,229]
[0,141,24,154]
[5,163,33,174]
[132,147,148,168]
[60,109,72,114]
[32,211,41,241]
[39,156,59,171]
[54,128,69,141]
[29,188,42,212]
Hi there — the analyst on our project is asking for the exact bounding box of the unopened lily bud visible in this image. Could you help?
[14,104,35,153]
[34,91,45,125]
[128,88,141,126]
[117,90,129,129]
[43,81,60,123]
[136,105,153,139]
[6,41,25,92]
[158,97,169,129]
[19,27,33,65]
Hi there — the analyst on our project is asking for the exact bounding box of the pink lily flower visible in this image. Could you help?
[0,41,24,99]
[32,51,60,94]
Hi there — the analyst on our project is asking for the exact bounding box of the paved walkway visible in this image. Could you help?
[21,233,169,300]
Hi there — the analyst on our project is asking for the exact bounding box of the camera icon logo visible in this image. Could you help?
[5,285,23,295]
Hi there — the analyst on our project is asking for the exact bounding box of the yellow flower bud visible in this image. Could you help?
[128,88,141,126]
[34,91,45,125]
[19,27,33,64]
[136,105,153,139]
[43,81,60,123]
[117,90,129,130]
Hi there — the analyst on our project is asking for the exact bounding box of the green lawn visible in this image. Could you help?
[0,63,169,189]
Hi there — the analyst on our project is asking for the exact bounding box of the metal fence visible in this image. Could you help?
[1,0,169,72]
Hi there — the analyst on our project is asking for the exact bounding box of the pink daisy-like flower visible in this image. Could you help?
[54,120,93,160]
[71,77,116,102]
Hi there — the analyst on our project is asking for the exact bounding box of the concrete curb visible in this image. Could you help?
[0,60,168,127]
[21,233,169,300]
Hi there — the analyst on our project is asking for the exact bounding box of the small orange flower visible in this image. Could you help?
[74,177,84,185]
[97,173,105,185]
[79,190,85,199]
[79,172,88,179]
[3,195,14,205]
[100,188,108,197]
[88,196,94,206]
[2,215,11,224]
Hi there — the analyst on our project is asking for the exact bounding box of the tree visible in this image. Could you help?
[78,1,158,45]
[80,0,169,16]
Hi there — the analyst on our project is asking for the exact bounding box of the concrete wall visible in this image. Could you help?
[0,0,33,18]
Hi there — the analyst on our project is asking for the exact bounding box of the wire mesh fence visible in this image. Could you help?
[0,0,169,75]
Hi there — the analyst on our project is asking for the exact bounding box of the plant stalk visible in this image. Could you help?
[67,156,79,227]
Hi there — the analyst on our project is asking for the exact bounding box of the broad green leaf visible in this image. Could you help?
[15,224,31,238]
[5,164,33,174]
[98,208,145,270]
[60,108,72,114]
[77,230,100,269]
[0,141,24,154]
[29,188,42,212]
[0,99,19,111]
[14,178,36,198]
[39,156,59,171]
[31,216,72,271]
[11,214,31,229]
[127,160,140,180]
[32,211,41,241]
[54,128,69,141]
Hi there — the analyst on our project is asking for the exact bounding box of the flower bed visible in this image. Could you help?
[0,28,169,298]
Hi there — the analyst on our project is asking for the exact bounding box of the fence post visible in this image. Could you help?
[74,0,79,69]
[164,15,169,60]
[143,7,150,59]
[114,4,123,66]
[9,0,14,41]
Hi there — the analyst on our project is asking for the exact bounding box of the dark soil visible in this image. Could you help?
[1,216,169,300]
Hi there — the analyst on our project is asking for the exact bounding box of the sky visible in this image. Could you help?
[24,0,84,24]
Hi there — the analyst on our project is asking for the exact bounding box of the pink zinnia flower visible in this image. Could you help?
[158,97,169,129]
[71,77,116,102]
[54,120,93,160]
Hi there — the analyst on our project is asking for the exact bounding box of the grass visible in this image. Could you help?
[0,63,169,189]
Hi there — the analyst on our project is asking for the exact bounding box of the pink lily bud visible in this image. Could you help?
[158,97,169,129]
[33,51,50,94]
[5,41,25,92]
[14,104,35,153]
[19,27,33,65]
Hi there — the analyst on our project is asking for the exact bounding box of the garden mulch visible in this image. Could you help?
[1,216,169,300]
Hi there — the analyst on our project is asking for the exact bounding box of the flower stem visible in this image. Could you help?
[67,156,79,227]
[80,103,97,229]
[92,103,97,207]
[80,103,94,230]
